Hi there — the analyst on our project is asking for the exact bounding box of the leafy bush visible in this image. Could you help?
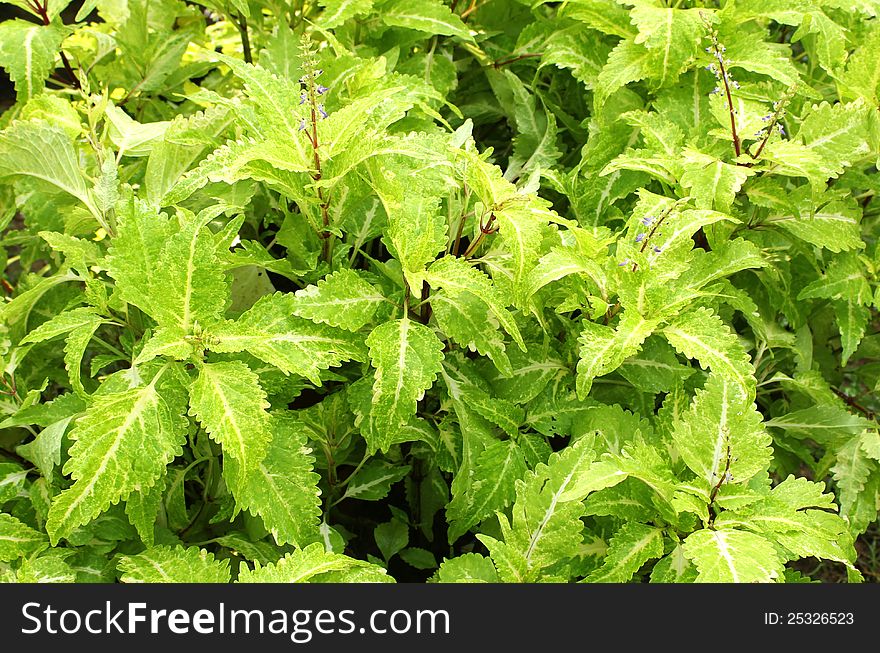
[0,0,879,584]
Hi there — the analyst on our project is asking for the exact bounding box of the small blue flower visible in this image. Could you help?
[761,114,772,121]
[318,104,328,119]
[635,233,646,243]
[299,91,307,105]
[618,258,631,267]
[640,216,653,226]
[653,245,663,254]
[711,86,721,95]
[777,124,785,136]
[316,85,329,95]
[297,118,306,131]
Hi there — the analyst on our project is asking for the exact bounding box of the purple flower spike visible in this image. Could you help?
[318,104,328,119]
[635,233,646,243]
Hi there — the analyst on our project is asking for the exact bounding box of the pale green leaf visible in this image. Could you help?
[425,256,524,350]
[584,522,664,583]
[380,0,473,42]
[0,120,98,218]
[662,308,755,393]
[0,513,49,561]
[225,414,322,547]
[365,318,444,452]
[207,293,367,384]
[683,528,784,582]
[46,366,187,544]
[188,360,272,474]
[680,149,754,212]
[577,312,658,399]
[292,269,385,331]
[148,207,230,331]
[237,542,392,583]
[118,545,231,583]
[0,21,63,102]
[672,374,772,488]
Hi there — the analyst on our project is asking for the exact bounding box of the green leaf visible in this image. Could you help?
[46,366,187,544]
[16,416,71,479]
[104,193,174,317]
[319,0,374,28]
[0,21,63,102]
[237,542,392,583]
[207,293,367,384]
[672,374,772,489]
[118,545,231,583]
[683,528,784,582]
[341,460,411,502]
[724,31,803,89]
[584,522,664,583]
[0,121,98,219]
[630,6,704,87]
[765,405,873,442]
[577,312,658,400]
[224,414,322,547]
[539,25,611,89]
[20,307,105,345]
[425,256,524,350]
[446,438,527,541]
[292,269,385,331]
[832,434,876,518]
[64,319,103,395]
[434,553,499,582]
[365,317,444,452]
[375,518,408,560]
[188,360,272,475]
[148,207,230,331]
[0,513,49,561]
[833,299,870,365]
[125,476,166,546]
[838,23,880,104]
[385,194,446,292]
[431,290,512,376]
[379,0,473,42]
[595,39,649,108]
[769,199,863,252]
[798,100,875,173]
[662,308,755,394]
[680,149,754,212]
[478,438,595,581]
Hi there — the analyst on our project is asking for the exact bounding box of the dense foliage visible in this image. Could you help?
[0,0,879,584]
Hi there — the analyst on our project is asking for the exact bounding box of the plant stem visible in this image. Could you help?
[492,53,543,69]
[27,0,80,89]
[716,55,740,158]
[235,14,253,64]
[302,57,333,263]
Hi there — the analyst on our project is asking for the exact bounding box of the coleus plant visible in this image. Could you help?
[0,0,879,584]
